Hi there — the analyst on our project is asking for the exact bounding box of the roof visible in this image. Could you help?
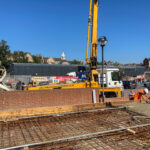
[9,63,90,76]
[10,63,88,67]
[144,58,150,61]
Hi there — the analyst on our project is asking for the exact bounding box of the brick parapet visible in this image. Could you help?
[0,88,99,111]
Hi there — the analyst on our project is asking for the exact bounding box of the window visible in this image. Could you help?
[111,72,121,81]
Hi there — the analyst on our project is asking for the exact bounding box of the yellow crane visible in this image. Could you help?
[28,0,122,98]
[86,0,98,82]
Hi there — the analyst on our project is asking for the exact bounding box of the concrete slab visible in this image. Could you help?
[125,101,150,117]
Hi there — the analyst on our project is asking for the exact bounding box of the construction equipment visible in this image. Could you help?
[86,0,99,82]
[0,66,10,91]
[28,0,122,98]
[97,67,123,97]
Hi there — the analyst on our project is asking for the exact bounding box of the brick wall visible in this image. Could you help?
[0,88,99,110]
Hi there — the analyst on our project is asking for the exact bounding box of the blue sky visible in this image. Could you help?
[0,0,150,64]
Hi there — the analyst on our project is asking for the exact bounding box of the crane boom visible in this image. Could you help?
[86,0,92,64]
[91,0,98,58]
[86,0,99,82]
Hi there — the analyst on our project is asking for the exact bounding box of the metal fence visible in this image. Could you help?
[3,75,32,85]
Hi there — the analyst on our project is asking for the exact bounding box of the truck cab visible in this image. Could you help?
[97,67,124,97]
[106,68,123,88]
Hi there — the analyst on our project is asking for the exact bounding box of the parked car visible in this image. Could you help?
[123,80,137,89]
[144,79,150,90]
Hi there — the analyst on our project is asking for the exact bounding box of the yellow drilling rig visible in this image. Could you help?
[28,0,122,98]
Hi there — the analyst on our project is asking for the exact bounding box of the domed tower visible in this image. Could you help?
[61,52,66,60]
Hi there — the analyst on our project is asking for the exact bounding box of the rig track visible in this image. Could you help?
[0,108,150,150]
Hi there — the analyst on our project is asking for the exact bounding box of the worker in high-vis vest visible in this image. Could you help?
[134,88,149,101]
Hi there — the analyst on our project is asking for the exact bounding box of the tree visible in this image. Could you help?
[32,55,42,63]
[113,61,120,66]
[119,68,125,79]
[70,59,82,65]
[12,51,28,63]
[0,40,11,69]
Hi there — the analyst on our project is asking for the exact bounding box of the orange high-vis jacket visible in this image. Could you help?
[134,89,145,101]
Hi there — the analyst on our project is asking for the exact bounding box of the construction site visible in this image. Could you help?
[0,0,150,149]
[1,94,150,150]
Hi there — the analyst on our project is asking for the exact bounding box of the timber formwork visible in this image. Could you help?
[0,107,150,150]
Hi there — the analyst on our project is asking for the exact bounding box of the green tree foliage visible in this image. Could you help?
[32,55,42,63]
[119,68,125,79]
[113,61,120,66]
[12,51,28,63]
[0,40,11,69]
[70,59,82,64]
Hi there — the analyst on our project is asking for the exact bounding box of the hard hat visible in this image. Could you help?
[144,88,149,94]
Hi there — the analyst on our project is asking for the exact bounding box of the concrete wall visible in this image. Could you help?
[0,88,99,110]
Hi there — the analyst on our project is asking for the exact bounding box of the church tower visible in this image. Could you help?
[61,52,66,60]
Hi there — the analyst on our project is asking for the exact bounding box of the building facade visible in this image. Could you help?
[8,63,89,76]
[41,52,70,65]
[25,53,33,63]
[143,58,150,70]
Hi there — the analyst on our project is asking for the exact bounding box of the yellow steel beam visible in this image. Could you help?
[28,82,99,90]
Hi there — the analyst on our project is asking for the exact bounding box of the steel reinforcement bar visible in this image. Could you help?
[2,123,150,150]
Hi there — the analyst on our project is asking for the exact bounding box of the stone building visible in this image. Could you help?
[41,52,70,65]
[25,53,33,63]
[143,58,150,70]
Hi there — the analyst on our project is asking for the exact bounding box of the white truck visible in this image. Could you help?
[97,67,124,97]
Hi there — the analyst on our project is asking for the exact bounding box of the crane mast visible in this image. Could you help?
[86,0,99,82]
[86,0,92,64]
